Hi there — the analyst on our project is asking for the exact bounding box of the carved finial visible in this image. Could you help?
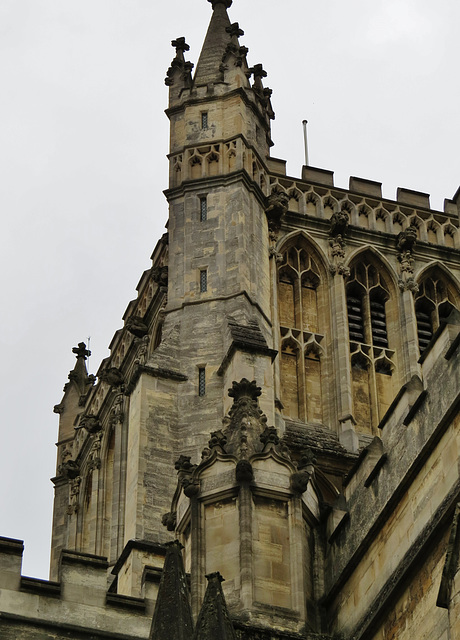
[208,0,233,8]
[171,37,190,55]
[72,342,91,360]
[226,22,244,38]
[228,378,261,402]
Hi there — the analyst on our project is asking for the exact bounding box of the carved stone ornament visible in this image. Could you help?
[208,430,227,451]
[397,227,418,292]
[290,470,312,495]
[260,426,280,449]
[235,459,254,484]
[59,459,80,480]
[175,455,195,473]
[125,315,148,338]
[53,403,64,415]
[265,191,289,239]
[152,265,169,288]
[161,511,177,532]
[209,0,233,8]
[67,476,81,515]
[134,335,149,366]
[80,414,102,434]
[110,393,124,424]
[328,211,350,277]
[98,367,124,387]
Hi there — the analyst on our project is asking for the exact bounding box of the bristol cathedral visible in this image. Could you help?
[1,1,459,638]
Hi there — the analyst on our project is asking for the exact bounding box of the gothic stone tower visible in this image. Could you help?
[31,0,460,638]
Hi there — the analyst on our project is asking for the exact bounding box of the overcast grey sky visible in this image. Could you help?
[1,0,459,580]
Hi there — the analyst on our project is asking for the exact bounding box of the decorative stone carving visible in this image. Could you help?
[98,367,124,387]
[329,211,350,276]
[53,403,64,415]
[152,265,169,288]
[59,460,80,480]
[125,316,148,338]
[110,393,124,425]
[161,511,177,532]
[235,459,253,483]
[80,414,102,434]
[290,449,316,495]
[88,432,103,470]
[165,38,194,88]
[265,191,288,240]
[67,476,81,515]
[260,426,280,449]
[208,430,227,451]
[397,227,419,292]
[134,335,150,366]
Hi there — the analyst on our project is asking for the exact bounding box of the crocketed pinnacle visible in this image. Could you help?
[193,0,233,87]
[193,572,236,639]
[149,541,194,640]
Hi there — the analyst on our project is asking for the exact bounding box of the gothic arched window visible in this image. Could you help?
[278,243,325,423]
[415,273,459,353]
[346,260,396,433]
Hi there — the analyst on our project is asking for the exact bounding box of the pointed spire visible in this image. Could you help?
[193,0,233,87]
[149,541,194,640]
[67,342,92,394]
[193,572,236,640]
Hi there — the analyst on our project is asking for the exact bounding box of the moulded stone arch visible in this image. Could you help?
[277,230,329,276]
[415,261,460,297]
[414,262,460,353]
[408,215,425,241]
[375,208,389,233]
[426,219,441,245]
[345,246,399,290]
[357,204,371,229]
[321,195,339,220]
[305,191,320,217]
[391,212,407,235]
[443,223,458,249]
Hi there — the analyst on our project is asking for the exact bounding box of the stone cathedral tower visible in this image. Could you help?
[1,1,460,639]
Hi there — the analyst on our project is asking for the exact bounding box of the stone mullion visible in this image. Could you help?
[115,412,128,559]
[401,289,422,382]
[362,291,379,431]
[270,254,282,412]
[239,485,254,610]
[333,273,358,451]
[296,275,307,421]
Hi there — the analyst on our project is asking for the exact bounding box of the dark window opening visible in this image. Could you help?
[198,368,206,396]
[200,197,207,222]
[200,270,207,293]
[201,112,208,129]
[347,292,364,343]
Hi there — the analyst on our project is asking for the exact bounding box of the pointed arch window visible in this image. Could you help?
[415,274,458,353]
[346,261,395,433]
[277,243,325,423]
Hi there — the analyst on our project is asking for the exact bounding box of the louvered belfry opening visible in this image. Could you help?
[415,275,459,354]
[346,263,389,348]
[415,302,433,353]
[347,289,364,343]
[370,294,388,347]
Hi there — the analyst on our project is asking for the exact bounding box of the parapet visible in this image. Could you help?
[0,540,156,639]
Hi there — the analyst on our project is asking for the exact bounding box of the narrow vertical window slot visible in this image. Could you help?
[200,269,208,292]
[198,367,206,396]
[201,112,208,129]
[200,196,207,222]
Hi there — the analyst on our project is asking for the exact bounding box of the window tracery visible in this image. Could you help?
[346,260,395,433]
[415,274,458,353]
[277,243,325,423]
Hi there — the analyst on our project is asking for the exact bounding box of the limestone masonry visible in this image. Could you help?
[1,1,459,638]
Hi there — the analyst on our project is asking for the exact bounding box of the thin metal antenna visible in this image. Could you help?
[302,119,309,166]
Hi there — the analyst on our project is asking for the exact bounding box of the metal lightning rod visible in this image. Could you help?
[302,119,309,167]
